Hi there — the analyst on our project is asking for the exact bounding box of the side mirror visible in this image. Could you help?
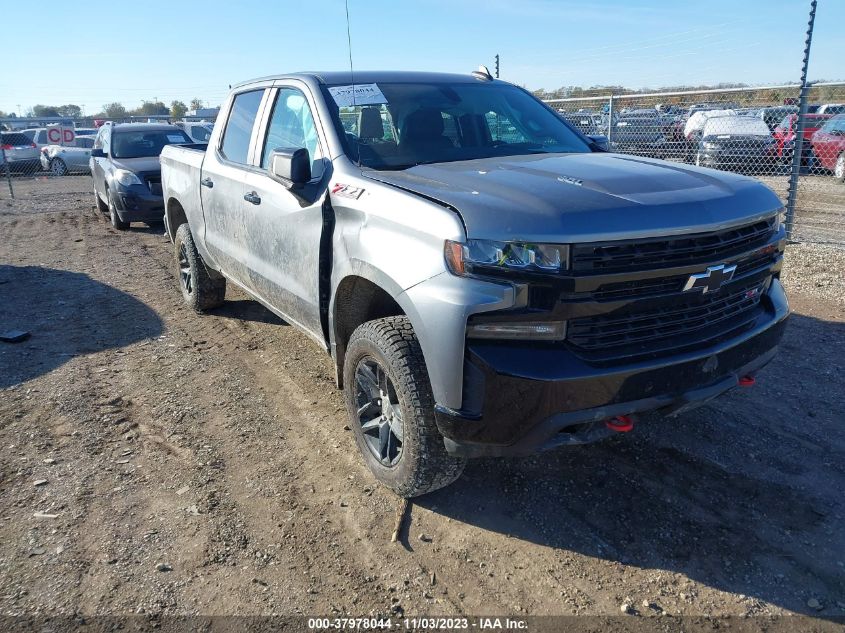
[91,148,105,158]
[268,148,311,189]
[587,134,609,151]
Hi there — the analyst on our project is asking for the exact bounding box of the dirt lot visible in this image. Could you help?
[1,177,844,626]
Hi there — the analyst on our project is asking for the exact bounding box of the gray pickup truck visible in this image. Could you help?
[160,70,789,497]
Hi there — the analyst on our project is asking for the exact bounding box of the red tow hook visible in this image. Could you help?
[605,415,634,433]
[739,375,756,387]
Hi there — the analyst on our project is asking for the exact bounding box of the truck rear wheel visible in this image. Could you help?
[343,316,466,497]
[174,223,226,312]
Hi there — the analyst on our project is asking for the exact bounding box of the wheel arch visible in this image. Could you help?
[331,270,409,389]
[165,197,188,242]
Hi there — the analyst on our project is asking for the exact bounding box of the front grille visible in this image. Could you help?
[567,280,765,355]
[145,175,162,196]
[570,217,777,274]
[575,247,779,302]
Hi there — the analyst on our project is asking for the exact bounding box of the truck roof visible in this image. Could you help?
[233,70,497,89]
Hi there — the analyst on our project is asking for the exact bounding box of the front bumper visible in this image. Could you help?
[435,278,789,458]
[113,187,165,223]
[699,152,777,171]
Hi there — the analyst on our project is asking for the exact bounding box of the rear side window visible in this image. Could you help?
[220,90,264,164]
[1,133,33,146]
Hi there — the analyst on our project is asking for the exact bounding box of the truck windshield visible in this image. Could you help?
[322,81,592,170]
[111,129,192,159]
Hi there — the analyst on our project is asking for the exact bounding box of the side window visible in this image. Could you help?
[194,126,211,142]
[220,89,265,164]
[441,113,460,146]
[95,127,111,154]
[485,111,528,144]
[260,88,324,178]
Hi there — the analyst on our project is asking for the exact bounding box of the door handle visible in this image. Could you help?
[200,177,214,188]
[244,191,261,205]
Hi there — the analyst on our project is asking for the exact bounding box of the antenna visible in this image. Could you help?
[495,54,500,78]
[344,0,361,168]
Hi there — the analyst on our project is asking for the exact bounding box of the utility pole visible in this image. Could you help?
[494,54,500,78]
[784,0,816,239]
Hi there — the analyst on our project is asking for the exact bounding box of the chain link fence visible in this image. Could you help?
[546,82,845,244]
[2,83,843,244]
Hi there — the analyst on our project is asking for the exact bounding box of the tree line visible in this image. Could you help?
[0,98,211,120]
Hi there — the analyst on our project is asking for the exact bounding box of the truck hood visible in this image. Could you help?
[363,153,782,243]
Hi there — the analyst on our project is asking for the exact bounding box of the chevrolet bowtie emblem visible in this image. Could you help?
[682,264,737,293]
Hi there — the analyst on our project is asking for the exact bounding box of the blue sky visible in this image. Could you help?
[2,0,842,115]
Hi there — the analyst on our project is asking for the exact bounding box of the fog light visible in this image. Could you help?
[466,321,566,341]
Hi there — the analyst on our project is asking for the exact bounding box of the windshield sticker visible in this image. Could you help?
[167,134,187,143]
[328,84,388,108]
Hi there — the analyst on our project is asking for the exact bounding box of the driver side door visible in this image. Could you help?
[238,83,330,342]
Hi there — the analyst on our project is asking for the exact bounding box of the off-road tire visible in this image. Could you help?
[174,223,226,312]
[108,190,129,231]
[343,316,466,497]
[94,188,108,214]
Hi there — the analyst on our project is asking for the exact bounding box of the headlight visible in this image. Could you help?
[467,320,567,341]
[115,169,142,187]
[702,141,719,150]
[445,239,569,277]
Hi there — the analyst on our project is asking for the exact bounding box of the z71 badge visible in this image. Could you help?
[331,183,365,199]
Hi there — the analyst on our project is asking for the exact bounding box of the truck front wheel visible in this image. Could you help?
[343,316,466,497]
[174,223,226,312]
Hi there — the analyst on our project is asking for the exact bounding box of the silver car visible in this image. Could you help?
[39,136,95,175]
[1,132,40,173]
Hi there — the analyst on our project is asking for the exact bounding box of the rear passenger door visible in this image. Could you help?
[238,83,331,341]
[201,87,269,286]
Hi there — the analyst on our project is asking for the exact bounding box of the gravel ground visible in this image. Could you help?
[0,177,843,629]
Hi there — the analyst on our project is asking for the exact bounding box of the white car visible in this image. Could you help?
[684,109,737,139]
[175,122,213,143]
[39,136,95,175]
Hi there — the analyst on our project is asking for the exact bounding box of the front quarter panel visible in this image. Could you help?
[329,166,515,407]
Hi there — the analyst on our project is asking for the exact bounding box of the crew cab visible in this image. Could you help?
[160,70,789,497]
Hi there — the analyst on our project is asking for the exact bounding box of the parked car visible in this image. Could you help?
[175,121,214,143]
[20,128,52,149]
[559,111,601,136]
[772,113,832,165]
[609,109,670,157]
[695,115,776,173]
[686,102,739,120]
[40,136,96,175]
[159,70,788,497]
[753,106,799,132]
[684,109,737,140]
[810,114,845,181]
[815,103,845,115]
[0,132,40,172]
[90,123,193,230]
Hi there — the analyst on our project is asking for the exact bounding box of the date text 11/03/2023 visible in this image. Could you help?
[307,617,529,630]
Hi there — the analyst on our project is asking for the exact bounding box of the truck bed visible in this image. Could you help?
[160,144,207,241]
